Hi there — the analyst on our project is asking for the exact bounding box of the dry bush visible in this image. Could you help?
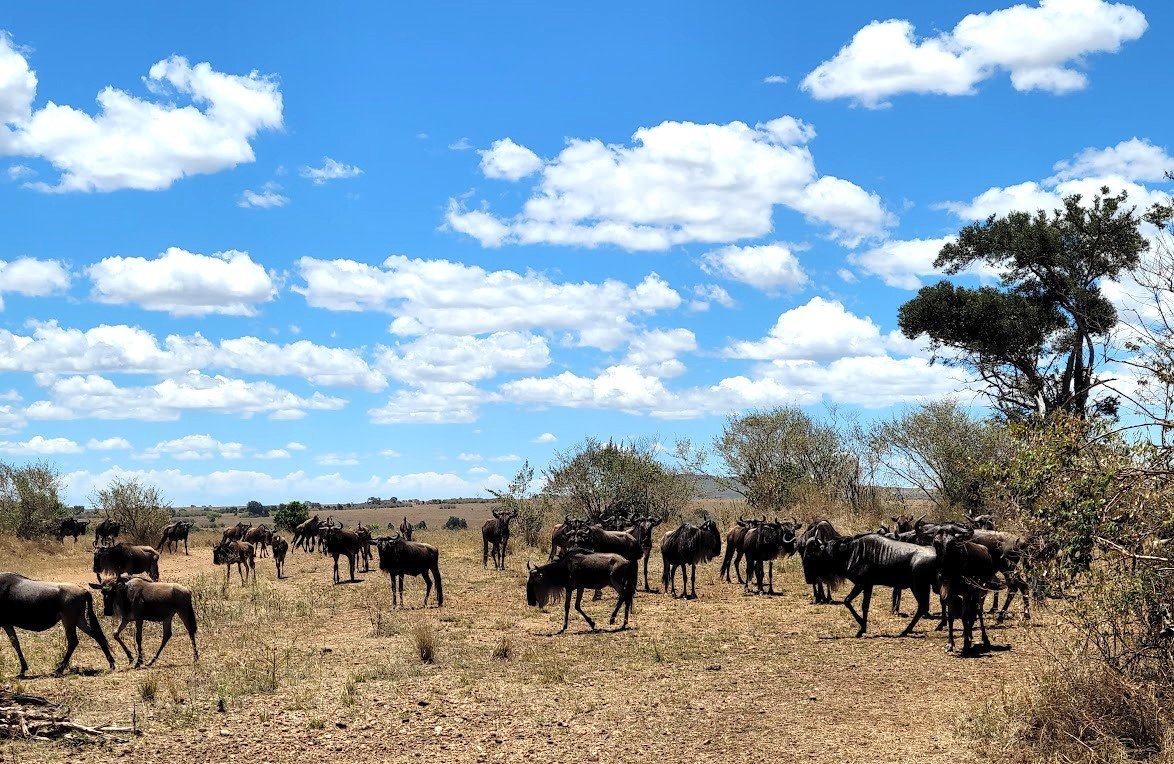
[411,621,437,664]
[91,476,171,544]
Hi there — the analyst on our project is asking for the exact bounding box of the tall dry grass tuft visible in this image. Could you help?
[491,637,511,661]
[411,620,437,664]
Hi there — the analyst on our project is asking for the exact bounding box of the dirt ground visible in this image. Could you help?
[0,516,1042,764]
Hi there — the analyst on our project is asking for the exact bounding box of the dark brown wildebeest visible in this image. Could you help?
[625,515,663,592]
[157,520,196,555]
[660,519,722,599]
[719,517,762,584]
[221,521,251,543]
[271,534,289,578]
[743,518,799,595]
[322,526,363,584]
[399,516,413,541]
[90,575,198,667]
[356,523,375,572]
[932,526,999,655]
[482,508,518,570]
[292,514,322,551]
[93,518,120,547]
[93,544,160,583]
[244,524,273,557]
[376,533,443,608]
[0,572,116,676]
[526,551,636,633]
[213,540,256,584]
[57,517,89,544]
[798,518,846,604]
[315,517,341,556]
[548,517,587,561]
[966,513,997,531]
[574,522,643,600]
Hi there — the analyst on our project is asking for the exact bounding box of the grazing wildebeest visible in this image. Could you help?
[322,526,363,584]
[719,517,760,584]
[809,533,938,638]
[660,519,722,599]
[376,533,444,608]
[293,514,322,551]
[526,551,636,633]
[933,526,999,655]
[93,543,160,583]
[157,520,196,555]
[271,534,289,579]
[482,508,518,570]
[57,517,89,544]
[399,516,414,541]
[798,518,846,604]
[90,575,199,667]
[93,518,120,547]
[743,519,799,595]
[244,524,273,557]
[626,515,663,592]
[221,521,251,543]
[213,540,256,584]
[0,572,116,676]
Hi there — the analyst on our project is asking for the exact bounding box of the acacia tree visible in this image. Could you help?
[543,439,694,523]
[899,189,1148,420]
[0,461,68,538]
[91,476,171,544]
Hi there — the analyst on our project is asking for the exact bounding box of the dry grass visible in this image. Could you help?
[0,512,1044,763]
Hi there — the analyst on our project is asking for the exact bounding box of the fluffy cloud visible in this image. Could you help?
[256,449,290,460]
[238,182,289,209]
[803,0,1147,108]
[139,434,245,461]
[0,36,282,192]
[0,322,385,391]
[87,247,277,316]
[368,382,486,425]
[700,243,808,293]
[25,371,345,422]
[299,157,363,184]
[478,138,542,180]
[726,297,885,362]
[849,236,957,289]
[87,437,132,451]
[502,365,672,414]
[0,435,82,455]
[447,115,890,249]
[295,255,680,350]
[317,453,359,466]
[623,329,697,378]
[1049,138,1174,183]
[376,332,550,384]
[532,432,557,443]
[688,284,736,312]
[0,257,70,309]
[0,406,24,433]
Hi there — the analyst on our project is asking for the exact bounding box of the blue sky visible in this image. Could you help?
[0,1,1171,505]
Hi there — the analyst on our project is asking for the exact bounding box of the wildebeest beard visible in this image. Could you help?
[526,568,564,608]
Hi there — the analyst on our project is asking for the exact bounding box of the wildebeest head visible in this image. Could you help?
[966,513,996,530]
[525,560,562,607]
[213,541,240,565]
[931,524,973,560]
[89,575,130,617]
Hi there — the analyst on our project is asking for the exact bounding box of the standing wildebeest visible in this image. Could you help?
[626,515,663,592]
[157,520,195,555]
[548,518,586,561]
[292,514,322,551]
[660,519,722,599]
[574,522,643,600]
[0,572,116,676]
[526,551,636,633]
[90,575,199,667]
[743,519,799,595]
[93,543,160,583]
[809,533,938,638]
[244,524,273,557]
[93,518,120,547]
[221,521,251,543]
[271,534,289,579]
[799,518,846,604]
[57,517,89,544]
[482,508,518,570]
[399,516,414,541]
[719,517,760,584]
[376,533,444,608]
[933,526,998,655]
[213,540,256,584]
[322,526,364,584]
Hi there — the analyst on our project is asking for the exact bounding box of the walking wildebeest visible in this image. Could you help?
[221,521,251,543]
[93,518,120,547]
[626,515,663,592]
[933,525,999,655]
[213,540,256,584]
[322,526,364,584]
[743,519,799,595]
[0,572,116,676]
[574,522,643,600]
[808,533,938,638]
[660,519,722,599]
[157,520,196,555]
[244,524,273,557]
[399,516,414,541]
[57,517,89,544]
[526,551,636,633]
[292,514,322,551]
[91,575,199,667]
[271,534,289,579]
[482,508,518,570]
[376,533,444,608]
[93,543,160,583]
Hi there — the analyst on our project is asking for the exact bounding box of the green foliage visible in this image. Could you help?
[443,516,468,530]
[0,461,68,538]
[244,500,268,517]
[490,461,547,547]
[92,476,171,544]
[273,501,309,532]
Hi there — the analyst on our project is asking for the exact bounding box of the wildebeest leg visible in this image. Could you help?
[988,589,999,615]
[133,618,146,667]
[678,564,688,598]
[843,583,868,637]
[333,554,341,584]
[388,574,399,608]
[147,616,173,667]
[767,560,777,595]
[398,575,406,608]
[573,588,596,631]
[184,537,189,555]
[733,549,745,584]
[891,587,903,616]
[560,588,572,633]
[348,552,356,582]
[593,587,603,601]
[977,602,992,649]
[56,623,80,675]
[689,563,698,599]
[178,605,199,663]
[899,584,929,637]
[238,562,248,585]
[112,617,134,663]
[422,571,434,608]
[3,625,29,676]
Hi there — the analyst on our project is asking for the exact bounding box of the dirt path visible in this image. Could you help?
[0,531,1039,763]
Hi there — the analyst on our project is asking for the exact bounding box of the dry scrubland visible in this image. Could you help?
[1,504,1047,763]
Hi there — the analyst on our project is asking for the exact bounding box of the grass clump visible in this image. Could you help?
[491,637,511,661]
[411,621,438,664]
[138,676,159,703]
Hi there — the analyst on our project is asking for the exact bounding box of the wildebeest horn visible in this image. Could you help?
[915,514,926,526]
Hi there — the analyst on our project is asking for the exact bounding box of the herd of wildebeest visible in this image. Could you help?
[0,506,1038,680]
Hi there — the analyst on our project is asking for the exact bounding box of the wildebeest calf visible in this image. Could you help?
[482,508,518,570]
[213,540,256,584]
[91,575,199,667]
[271,534,289,579]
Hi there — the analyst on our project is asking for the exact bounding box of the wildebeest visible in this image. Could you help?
[719,517,760,584]
[526,551,636,633]
[90,575,199,667]
[271,534,289,579]
[933,525,998,655]
[221,521,251,543]
[548,518,587,561]
[399,516,414,541]
[93,518,120,547]
[292,514,322,551]
[157,520,195,555]
[0,572,116,676]
[966,528,1031,622]
[626,515,663,592]
[660,519,722,599]
[808,533,938,638]
[93,543,160,583]
[213,540,256,584]
[966,513,997,531]
[743,519,799,595]
[798,518,846,604]
[482,508,518,570]
[57,517,89,544]
[376,533,443,608]
[244,524,273,557]
[322,526,364,584]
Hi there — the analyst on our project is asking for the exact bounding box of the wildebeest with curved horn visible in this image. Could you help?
[57,517,89,544]
[322,526,364,584]
[483,508,518,570]
[93,518,120,547]
[213,539,256,584]
[93,543,160,583]
[0,572,116,676]
[271,534,289,579]
[798,518,846,604]
[90,575,199,667]
[626,515,663,592]
[932,525,1000,655]
[376,533,443,608]
[244,524,273,557]
[548,517,586,561]
[743,518,799,595]
[660,519,722,599]
[157,520,195,555]
[221,521,251,543]
[526,551,636,633]
[292,514,322,551]
[399,516,414,541]
[718,517,758,584]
